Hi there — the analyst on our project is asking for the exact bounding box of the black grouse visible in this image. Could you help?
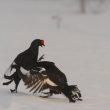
[3,39,45,93]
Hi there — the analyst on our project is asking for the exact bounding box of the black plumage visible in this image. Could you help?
[3,39,82,102]
[3,39,45,93]
[14,39,45,70]
[20,61,82,102]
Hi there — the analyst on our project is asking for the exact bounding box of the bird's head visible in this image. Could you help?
[30,39,45,48]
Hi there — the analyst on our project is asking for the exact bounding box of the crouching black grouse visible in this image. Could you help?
[18,61,82,103]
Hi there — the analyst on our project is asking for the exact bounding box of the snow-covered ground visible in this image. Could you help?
[0,0,110,110]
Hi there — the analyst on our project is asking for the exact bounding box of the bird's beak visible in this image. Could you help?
[41,44,45,47]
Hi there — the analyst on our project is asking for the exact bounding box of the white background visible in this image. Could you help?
[0,0,110,110]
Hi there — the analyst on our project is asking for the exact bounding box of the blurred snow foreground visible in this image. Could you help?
[0,0,110,110]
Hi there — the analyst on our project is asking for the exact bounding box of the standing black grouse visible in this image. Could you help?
[3,39,45,93]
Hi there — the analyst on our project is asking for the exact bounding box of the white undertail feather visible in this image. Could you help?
[20,67,30,75]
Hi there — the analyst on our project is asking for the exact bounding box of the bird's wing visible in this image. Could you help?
[22,71,58,94]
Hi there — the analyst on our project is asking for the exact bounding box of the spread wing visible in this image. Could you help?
[22,71,58,94]
[20,61,67,94]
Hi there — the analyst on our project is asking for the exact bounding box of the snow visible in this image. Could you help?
[0,0,110,110]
